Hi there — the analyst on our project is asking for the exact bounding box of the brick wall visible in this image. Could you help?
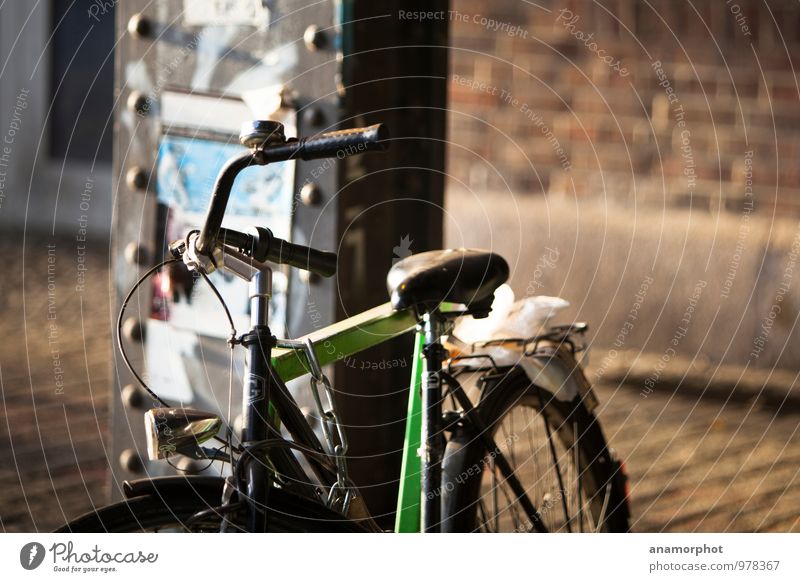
[448,0,800,212]
[444,0,800,373]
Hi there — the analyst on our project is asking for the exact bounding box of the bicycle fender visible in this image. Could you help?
[516,344,599,410]
[123,475,225,503]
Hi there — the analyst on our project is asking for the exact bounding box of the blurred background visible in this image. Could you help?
[1,0,799,532]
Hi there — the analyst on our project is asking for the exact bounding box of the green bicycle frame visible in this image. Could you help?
[270,302,424,532]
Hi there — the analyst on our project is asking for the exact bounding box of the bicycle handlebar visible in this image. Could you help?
[295,124,388,160]
[194,123,388,264]
[220,226,337,278]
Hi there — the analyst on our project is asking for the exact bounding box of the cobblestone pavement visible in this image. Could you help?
[0,234,797,532]
[593,381,800,532]
[0,234,113,532]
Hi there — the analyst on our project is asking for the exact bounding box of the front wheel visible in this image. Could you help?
[57,485,366,533]
[442,366,629,532]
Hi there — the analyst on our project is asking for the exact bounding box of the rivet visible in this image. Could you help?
[124,242,149,266]
[125,166,149,191]
[122,317,145,343]
[300,183,322,206]
[127,91,151,116]
[175,457,206,474]
[127,14,152,38]
[119,449,144,473]
[121,384,146,409]
[303,25,326,51]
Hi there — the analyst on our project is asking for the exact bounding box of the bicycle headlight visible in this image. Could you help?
[144,408,222,461]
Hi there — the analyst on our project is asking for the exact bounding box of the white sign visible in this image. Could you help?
[2,534,798,581]
[183,0,270,27]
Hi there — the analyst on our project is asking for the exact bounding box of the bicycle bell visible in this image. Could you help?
[240,120,286,149]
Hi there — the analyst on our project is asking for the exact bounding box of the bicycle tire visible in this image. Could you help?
[441,366,629,532]
[57,486,366,533]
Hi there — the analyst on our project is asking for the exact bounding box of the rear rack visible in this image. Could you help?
[472,322,588,355]
[445,322,589,377]
[445,321,598,411]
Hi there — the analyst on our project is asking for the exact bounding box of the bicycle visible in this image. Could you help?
[58,120,630,533]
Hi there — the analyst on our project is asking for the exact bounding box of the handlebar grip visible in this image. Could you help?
[298,124,389,160]
[240,227,337,278]
[267,237,338,278]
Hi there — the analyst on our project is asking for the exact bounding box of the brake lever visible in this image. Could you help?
[181,232,224,274]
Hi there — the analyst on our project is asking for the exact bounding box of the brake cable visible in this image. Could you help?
[117,257,180,408]
[117,238,239,450]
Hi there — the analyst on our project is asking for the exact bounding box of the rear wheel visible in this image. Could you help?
[57,486,365,533]
[442,367,629,532]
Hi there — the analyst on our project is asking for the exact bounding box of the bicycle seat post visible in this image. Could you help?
[420,310,448,533]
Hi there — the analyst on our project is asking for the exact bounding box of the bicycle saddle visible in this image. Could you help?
[386,249,509,317]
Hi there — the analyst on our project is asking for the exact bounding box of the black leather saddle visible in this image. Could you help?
[386,249,509,317]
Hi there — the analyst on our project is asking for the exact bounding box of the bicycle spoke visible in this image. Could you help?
[594,482,613,533]
[507,411,518,470]
[526,408,551,525]
[491,456,500,533]
[477,498,492,532]
[496,470,524,531]
[535,391,572,532]
[574,418,583,533]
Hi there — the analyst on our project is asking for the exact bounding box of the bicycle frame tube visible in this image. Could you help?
[394,329,424,532]
[271,303,417,380]
[240,269,274,532]
[269,303,425,531]
[270,305,472,532]
[420,313,447,532]
[221,256,420,530]
[224,248,326,529]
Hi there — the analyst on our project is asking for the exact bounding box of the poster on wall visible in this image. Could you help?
[147,91,295,406]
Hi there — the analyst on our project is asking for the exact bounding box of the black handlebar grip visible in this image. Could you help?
[268,238,337,278]
[246,227,337,278]
[298,124,389,160]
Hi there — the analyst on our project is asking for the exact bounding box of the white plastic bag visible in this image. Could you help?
[452,284,569,344]
[449,286,586,403]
